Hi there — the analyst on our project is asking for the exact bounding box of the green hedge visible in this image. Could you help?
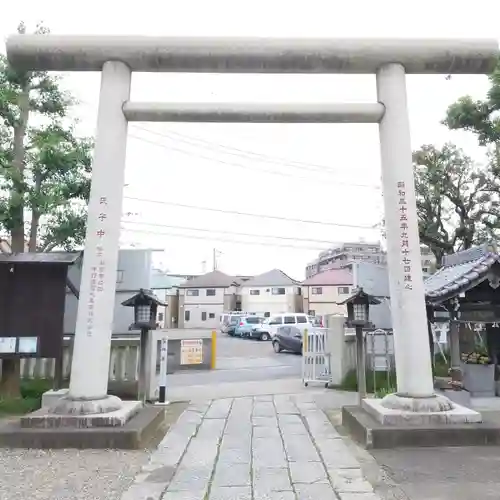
[340,368,396,395]
[0,378,53,416]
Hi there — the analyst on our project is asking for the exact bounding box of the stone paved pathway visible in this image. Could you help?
[122,394,381,500]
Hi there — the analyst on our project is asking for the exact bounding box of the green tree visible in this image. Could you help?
[413,143,500,267]
[0,23,93,397]
[444,60,500,162]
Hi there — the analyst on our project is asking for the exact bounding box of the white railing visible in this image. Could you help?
[19,337,141,383]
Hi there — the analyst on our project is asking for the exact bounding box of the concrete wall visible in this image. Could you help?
[240,285,301,314]
[354,262,392,329]
[64,248,154,334]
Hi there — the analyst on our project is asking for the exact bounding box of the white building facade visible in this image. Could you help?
[177,270,238,329]
[240,269,302,316]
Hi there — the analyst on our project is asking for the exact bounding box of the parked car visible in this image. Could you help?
[234,316,265,337]
[264,313,317,338]
[245,323,272,341]
[221,314,244,336]
[272,325,303,354]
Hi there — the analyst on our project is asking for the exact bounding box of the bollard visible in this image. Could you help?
[155,336,169,406]
[211,330,217,369]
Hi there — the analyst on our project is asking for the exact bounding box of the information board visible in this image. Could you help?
[180,339,203,365]
[0,337,16,354]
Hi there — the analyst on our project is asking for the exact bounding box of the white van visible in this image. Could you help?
[264,313,318,337]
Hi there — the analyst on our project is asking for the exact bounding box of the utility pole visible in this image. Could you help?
[212,248,223,271]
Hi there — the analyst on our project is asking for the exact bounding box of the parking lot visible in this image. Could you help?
[167,330,302,388]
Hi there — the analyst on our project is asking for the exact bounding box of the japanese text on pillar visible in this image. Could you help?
[86,196,108,337]
[397,182,412,290]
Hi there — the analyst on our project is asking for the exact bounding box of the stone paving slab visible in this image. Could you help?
[120,394,383,500]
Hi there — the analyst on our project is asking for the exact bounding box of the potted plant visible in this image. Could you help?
[461,349,495,397]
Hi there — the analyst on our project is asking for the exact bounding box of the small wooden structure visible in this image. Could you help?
[0,252,81,385]
[425,243,500,394]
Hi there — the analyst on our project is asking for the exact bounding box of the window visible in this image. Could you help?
[186,289,199,296]
[206,289,216,296]
[272,287,286,295]
[422,267,429,273]
[269,316,283,325]
[158,312,164,321]
[338,287,350,294]
[184,310,190,321]
[297,287,302,295]
[296,316,307,324]
[264,312,271,318]
[209,313,216,319]
[308,310,316,316]
[250,289,260,295]
[246,317,262,324]
[311,287,323,295]
[201,312,207,321]
[284,316,296,324]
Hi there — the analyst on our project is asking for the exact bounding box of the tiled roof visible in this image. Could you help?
[302,268,353,286]
[425,243,499,302]
[178,270,238,288]
[0,251,82,264]
[241,269,299,287]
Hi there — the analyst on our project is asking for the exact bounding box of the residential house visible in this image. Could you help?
[240,269,302,316]
[302,268,354,317]
[151,270,198,328]
[177,270,239,329]
[64,248,158,334]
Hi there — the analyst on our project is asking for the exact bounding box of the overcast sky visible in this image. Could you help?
[1,0,498,279]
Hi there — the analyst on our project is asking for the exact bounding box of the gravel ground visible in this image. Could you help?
[0,448,151,500]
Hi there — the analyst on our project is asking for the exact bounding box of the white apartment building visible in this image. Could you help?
[306,241,436,279]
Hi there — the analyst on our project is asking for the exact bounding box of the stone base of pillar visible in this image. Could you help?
[380,392,454,412]
[48,393,124,416]
[362,395,481,426]
[21,398,142,429]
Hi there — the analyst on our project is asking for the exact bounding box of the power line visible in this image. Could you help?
[75,101,380,189]
[77,99,376,178]
[128,132,378,188]
[121,219,362,244]
[121,226,335,251]
[123,195,378,229]
[132,123,373,178]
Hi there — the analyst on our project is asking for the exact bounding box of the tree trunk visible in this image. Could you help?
[28,172,42,252]
[0,84,30,398]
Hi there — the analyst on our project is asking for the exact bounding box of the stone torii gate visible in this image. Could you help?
[6,35,498,419]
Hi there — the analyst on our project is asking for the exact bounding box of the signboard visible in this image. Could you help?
[180,339,203,365]
[18,337,38,354]
[0,338,16,354]
[0,337,38,356]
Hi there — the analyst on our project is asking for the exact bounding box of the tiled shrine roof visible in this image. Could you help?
[425,244,500,303]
